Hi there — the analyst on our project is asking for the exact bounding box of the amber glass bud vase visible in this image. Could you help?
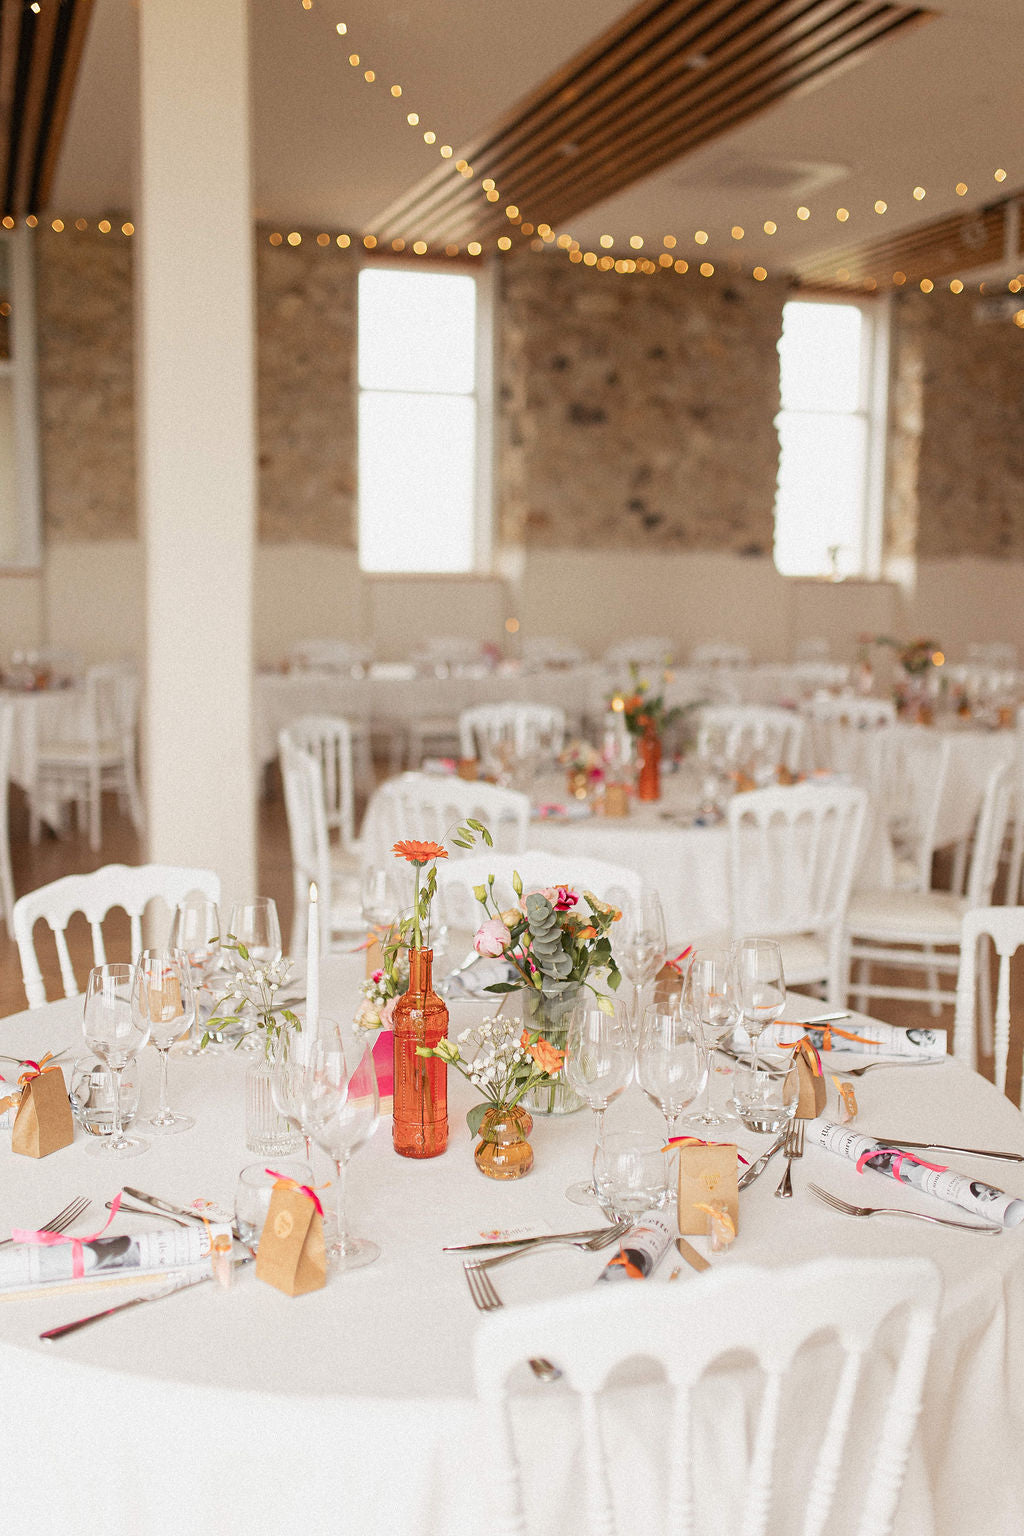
[637,724,662,801]
[392,947,449,1158]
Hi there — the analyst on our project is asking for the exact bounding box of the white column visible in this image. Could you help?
[136,0,256,905]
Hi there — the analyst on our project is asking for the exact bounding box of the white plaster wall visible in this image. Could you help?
[0,569,43,656]
[42,541,144,663]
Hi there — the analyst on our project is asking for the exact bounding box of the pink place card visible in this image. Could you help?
[372,1029,394,1111]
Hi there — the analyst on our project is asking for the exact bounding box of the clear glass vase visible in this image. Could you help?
[521,987,586,1115]
[245,1051,301,1156]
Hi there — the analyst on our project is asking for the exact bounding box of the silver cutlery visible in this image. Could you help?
[462,1264,560,1382]
[106,1199,196,1228]
[834,1058,946,1078]
[39,1256,255,1340]
[808,1183,1002,1233]
[123,1186,244,1243]
[463,1218,632,1272]
[737,1133,787,1189]
[444,1223,627,1253]
[0,1195,91,1249]
[0,1050,69,1066]
[774,1118,805,1199]
[864,1137,1024,1163]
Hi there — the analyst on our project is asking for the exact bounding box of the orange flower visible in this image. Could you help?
[391,840,449,865]
[520,1030,564,1076]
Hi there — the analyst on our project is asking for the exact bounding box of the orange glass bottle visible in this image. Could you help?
[637,723,662,801]
[392,948,449,1158]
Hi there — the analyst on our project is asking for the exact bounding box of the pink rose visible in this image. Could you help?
[371,968,383,985]
[380,996,398,1029]
[553,886,579,911]
[474,918,511,957]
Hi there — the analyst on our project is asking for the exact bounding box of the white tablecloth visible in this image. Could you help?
[0,969,1022,1535]
[892,723,1016,848]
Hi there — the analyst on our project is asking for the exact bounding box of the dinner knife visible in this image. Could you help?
[737,1134,787,1189]
[443,1227,618,1252]
[40,1256,254,1340]
[123,1187,243,1241]
[868,1137,1024,1163]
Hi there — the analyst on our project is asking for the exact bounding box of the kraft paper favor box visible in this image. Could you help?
[676,1141,740,1237]
[12,1066,74,1158]
[255,1183,326,1296]
[793,1043,827,1119]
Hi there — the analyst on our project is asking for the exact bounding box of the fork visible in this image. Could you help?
[774,1118,805,1199]
[834,1058,945,1078]
[463,1264,561,1382]
[808,1183,1002,1233]
[0,1195,91,1248]
[464,1217,632,1273]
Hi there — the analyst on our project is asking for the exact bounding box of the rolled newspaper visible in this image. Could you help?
[806,1120,1024,1229]
[732,1021,946,1057]
[0,1226,209,1290]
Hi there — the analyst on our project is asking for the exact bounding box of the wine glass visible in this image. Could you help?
[732,937,787,1073]
[610,888,667,1032]
[561,996,634,1205]
[302,1024,381,1271]
[593,1131,667,1223]
[227,896,282,968]
[271,1019,318,1166]
[685,946,740,1128]
[82,963,151,1158]
[168,896,221,1055]
[361,865,402,930]
[635,1005,708,1147]
[131,949,197,1134]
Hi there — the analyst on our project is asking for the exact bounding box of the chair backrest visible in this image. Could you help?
[884,733,952,892]
[435,850,643,933]
[963,761,1013,910]
[954,905,1024,1096]
[727,782,867,940]
[603,636,673,667]
[520,637,588,668]
[288,638,371,672]
[279,716,356,851]
[279,737,331,920]
[12,863,221,1009]
[698,704,806,775]
[458,704,566,762]
[689,639,751,667]
[474,1256,941,1536]
[805,696,897,787]
[57,663,139,753]
[361,774,530,868]
[0,701,14,930]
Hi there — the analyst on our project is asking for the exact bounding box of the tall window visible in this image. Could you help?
[773,298,887,579]
[357,266,485,573]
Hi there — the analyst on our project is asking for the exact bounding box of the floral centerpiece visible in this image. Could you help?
[419,1014,566,1178]
[608,663,682,740]
[858,635,945,722]
[558,739,604,800]
[202,939,299,1051]
[469,874,622,1114]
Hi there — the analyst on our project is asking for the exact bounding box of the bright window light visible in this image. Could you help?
[773,300,882,579]
[358,268,479,573]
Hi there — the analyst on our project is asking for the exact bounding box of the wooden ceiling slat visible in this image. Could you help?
[13,1,61,215]
[0,0,22,210]
[0,0,95,218]
[372,0,929,247]
[381,0,857,243]
[794,204,1008,285]
[32,0,94,211]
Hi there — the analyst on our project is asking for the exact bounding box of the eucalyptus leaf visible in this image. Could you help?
[466,1102,488,1138]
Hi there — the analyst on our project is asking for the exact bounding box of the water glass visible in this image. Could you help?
[730,1057,798,1135]
[82,963,151,1158]
[234,1160,314,1249]
[69,1055,141,1137]
[593,1131,667,1223]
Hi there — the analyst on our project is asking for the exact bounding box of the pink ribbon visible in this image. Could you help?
[856,1146,948,1181]
[265,1168,325,1218]
[11,1191,123,1278]
[663,1134,749,1166]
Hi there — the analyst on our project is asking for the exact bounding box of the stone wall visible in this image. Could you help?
[498,256,785,554]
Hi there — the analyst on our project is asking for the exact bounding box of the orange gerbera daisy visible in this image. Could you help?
[520,1030,564,1076]
[391,840,449,865]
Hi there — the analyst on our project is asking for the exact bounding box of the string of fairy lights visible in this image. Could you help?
[5,0,1021,318]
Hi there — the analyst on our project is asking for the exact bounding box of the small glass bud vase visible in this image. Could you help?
[245,1050,301,1156]
[474,1105,534,1180]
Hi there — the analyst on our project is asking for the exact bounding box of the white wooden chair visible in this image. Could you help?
[435,850,642,933]
[953,905,1024,1099]
[360,773,530,869]
[1000,707,1024,904]
[724,781,867,1004]
[0,701,15,935]
[279,716,359,853]
[805,694,896,780]
[12,863,221,1009]
[688,639,751,667]
[474,1256,941,1536]
[844,761,1012,1015]
[30,662,143,852]
[458,703,566,764]
[697,704,806,775]
[278,736,362,956]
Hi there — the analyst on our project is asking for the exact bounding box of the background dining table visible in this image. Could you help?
[0,962,1022,1535]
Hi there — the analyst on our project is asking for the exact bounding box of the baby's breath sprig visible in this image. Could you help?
[202,935,300,1052]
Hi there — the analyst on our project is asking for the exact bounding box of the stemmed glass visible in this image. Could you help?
[732,937,787,1073]
[82,963,151,1158]
[131,948,197,1134]
[561,996,634,1205]
[685,946,740,1128]
[302,1024,381,1271]
[611,889,667,1033]
[168,897,221,1055]
[228,898,283,1048]
[635,1005,708,1147]
[271,1019,318,1166]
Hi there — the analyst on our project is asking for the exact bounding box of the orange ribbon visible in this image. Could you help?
[663,1135,749,1165]
[606,1243,644,1278]
[265,1168,327,1218]
[776,1023,880,1051]
[780,1037,824,1076]
[17,1052,62,1087]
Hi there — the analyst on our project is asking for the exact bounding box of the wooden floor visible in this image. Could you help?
[0,781,1011,1100]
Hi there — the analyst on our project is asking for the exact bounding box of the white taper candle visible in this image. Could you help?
[306,880,320,1036]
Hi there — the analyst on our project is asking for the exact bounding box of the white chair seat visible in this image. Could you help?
[845,888,966,942]
[37,738,126,763]
[688,927,829,988]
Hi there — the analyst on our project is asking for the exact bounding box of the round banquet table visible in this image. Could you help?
[1,963,1023,1536]
[892,722,1017,849]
